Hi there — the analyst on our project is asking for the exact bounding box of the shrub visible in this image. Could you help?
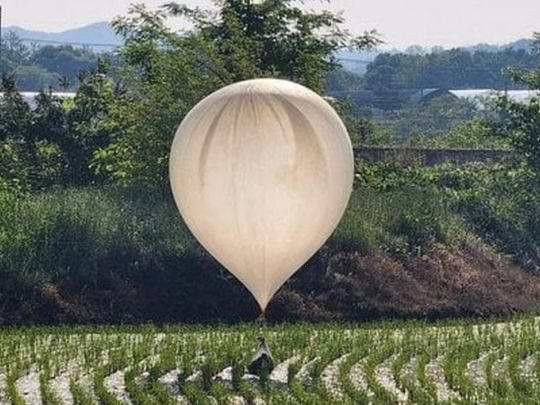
[0,186,258,323]
[331,186,464,256]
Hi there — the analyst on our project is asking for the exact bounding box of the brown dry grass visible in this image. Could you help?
[269,243,540,321]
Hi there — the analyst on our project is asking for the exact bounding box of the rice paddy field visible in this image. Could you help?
[1,316,539,404]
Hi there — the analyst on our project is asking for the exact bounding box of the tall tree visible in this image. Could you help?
[495,33,540,179]
[0,75,71,190]
[91,0,379,186]
[31,45,98,85]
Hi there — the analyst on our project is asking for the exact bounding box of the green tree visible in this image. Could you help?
[326,67,363,93]
[1,32,30,67]
[31,45,98,85]
[91,0,379,186]
[0,75,33,143]
[364,47,537,91]
[390,96,478,143]
[66,61,123,185]
[0,75,70,190]
[495,33,540,177]
[12,65,59,91]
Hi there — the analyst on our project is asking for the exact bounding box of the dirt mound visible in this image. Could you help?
[269,244,540,321]
[2,243,539,325]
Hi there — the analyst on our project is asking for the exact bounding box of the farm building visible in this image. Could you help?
[326,88,458,111]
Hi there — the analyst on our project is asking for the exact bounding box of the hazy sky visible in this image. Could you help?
[2,0,540,48]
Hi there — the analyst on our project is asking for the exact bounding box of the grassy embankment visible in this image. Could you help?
[1,160,539,324]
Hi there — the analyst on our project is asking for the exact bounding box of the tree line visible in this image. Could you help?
[0,32,104,90]
[1,2,540,191]
[2,0,380,191]
[363,46,539,91]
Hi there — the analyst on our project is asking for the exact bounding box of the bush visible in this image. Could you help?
[0,187,257,324]
[356,160,540,271]
[0,187,191,284]
[331,186,465,256]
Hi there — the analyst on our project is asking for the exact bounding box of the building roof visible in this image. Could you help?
[327,88,456,110]
[410,88,457,103]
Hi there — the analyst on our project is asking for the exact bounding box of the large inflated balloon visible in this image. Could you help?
[170,78,354,311]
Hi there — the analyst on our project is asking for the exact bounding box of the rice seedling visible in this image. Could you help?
[0,317,537,403]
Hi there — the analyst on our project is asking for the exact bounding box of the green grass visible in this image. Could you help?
[0,186,197,285]
[332,185,468,256]
[0,184,475,324]
[0,161,538,324]
[0,184,467,288]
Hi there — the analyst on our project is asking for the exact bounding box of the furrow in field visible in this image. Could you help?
[269,356,300,385]
[213,366,235,388]
[287,357,321,403]
[229,396,266,405]
[519,355,535,381]
[320,354,349,400]
[107,354,161,404]
[492,357,507,381]
[76,373,99,404]
[158,368,182,394]
[425,356,461,402]
[0,370,7,405]
[465,351,491,403]
[104,369,132,404]
[374,355,408,403]
[16,370,42,405]
[295,357,319,385]
[349,358,374,400]
[159,368,209,403]
[400,356,417,383]
[466,352,489,390]
[399,356,419,394]
[50,372,74,405]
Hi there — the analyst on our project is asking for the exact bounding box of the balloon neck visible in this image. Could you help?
[256,309,267,325]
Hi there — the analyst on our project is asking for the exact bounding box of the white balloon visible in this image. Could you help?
[170,78,354,311]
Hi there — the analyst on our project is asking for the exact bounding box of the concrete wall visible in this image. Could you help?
[354,147,516,166]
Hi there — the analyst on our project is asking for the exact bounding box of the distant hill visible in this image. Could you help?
[465,38,533,53]
[336,38,534,74]
[2,22,122,50]
[1,20,534,60]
